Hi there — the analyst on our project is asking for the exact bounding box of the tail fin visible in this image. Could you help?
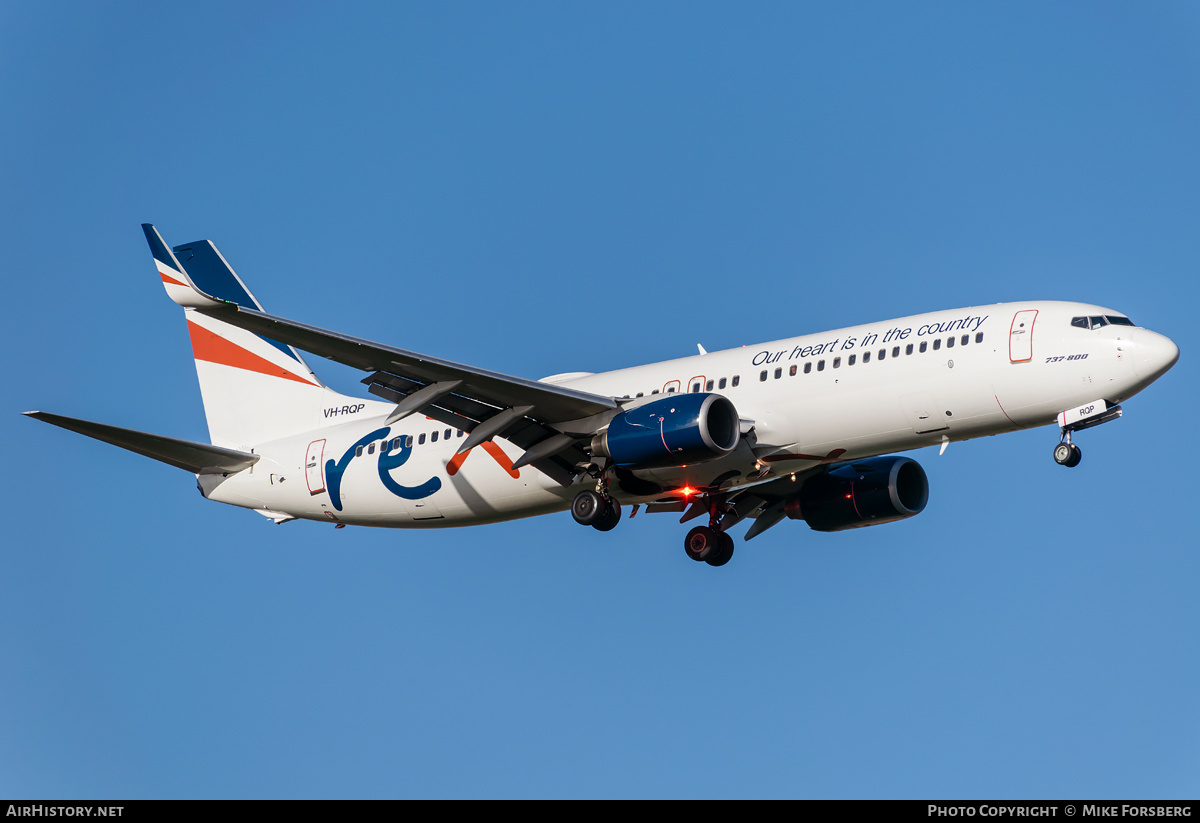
[144,224,358,450]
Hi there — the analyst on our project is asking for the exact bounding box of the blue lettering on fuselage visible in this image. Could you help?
[324,403,366,418]
[324,426,442,511]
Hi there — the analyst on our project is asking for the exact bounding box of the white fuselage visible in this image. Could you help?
[200,301,1177,528]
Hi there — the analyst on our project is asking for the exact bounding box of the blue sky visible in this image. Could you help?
[3,2,1198,798]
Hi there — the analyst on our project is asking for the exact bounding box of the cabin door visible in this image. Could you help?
[1009,310,1038,362]
[305,439,326,495]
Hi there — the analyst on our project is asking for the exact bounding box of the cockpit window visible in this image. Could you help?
[1072,315,1134,330]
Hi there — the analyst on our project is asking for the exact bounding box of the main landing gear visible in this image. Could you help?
[683,501,735,567]
[569,469,735,566]
[684,525,735,567]
[1053,431,1082,468]
[571,485,621,532]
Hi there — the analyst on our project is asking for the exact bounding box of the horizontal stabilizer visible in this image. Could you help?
[23,411,259,475]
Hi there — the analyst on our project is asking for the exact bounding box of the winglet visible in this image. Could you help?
[142,223,224,309]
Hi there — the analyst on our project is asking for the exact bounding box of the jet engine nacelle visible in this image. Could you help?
[592,393,740,470]
[786,456,929,532]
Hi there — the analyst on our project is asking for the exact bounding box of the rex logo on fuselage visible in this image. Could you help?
[324,427,441,511]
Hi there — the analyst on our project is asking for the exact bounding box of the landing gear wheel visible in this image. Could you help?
[1053,442,1082,468]
[571,490,606,526]
[684,526,717,562]
[592,499,621,532]
[705,532,735,567]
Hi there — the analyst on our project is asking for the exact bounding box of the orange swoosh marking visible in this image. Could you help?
[160,271,188,288]
[445,440,520,479]
[482,441,520,478]
[446,450,469,476]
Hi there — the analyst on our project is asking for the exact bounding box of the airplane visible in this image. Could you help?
[25,225,1180,567]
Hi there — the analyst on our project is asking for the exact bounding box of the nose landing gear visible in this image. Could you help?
[1052,400,1124,468]
[1053,436,1082,468]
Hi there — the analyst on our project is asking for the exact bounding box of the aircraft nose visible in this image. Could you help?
[1132,329,1180,382]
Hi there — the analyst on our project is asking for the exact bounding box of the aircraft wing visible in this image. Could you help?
[195,304,618,483]
[203,304,617,422]
[640,466,829,540]
[726,467,835,540]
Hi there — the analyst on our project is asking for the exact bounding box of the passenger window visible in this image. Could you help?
[732,375,740,387]
[848,354,856,365]
[718,378,727,389]
[637,392,644,397]
[651,389,659,395]
[961,334,969,346]
[879,349,886,360]
[774,368,782,379]
[392,437,401,450]
[706,380,714,391]
[355,445,364,457]
[760,370,768,382]
[667,387,676,393]
[933,339,941,351]
[418,433,426,445]
[431,431,438,443]
[919,341,927,353]
[905,344,913,355]
[947,337,955,348]
[368,443,376,454]
[804,362,812,374]
[833,357,841,368]
[892,346,900,358]
[863,351,871,363]
[789,365,797,377]
[817,360,825,371]
[445,429,452,440]
[975,332,984,343]
[457,430,464,438]
[691,382,701,393]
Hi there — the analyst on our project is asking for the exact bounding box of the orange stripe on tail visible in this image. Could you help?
[187,321,316,385]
